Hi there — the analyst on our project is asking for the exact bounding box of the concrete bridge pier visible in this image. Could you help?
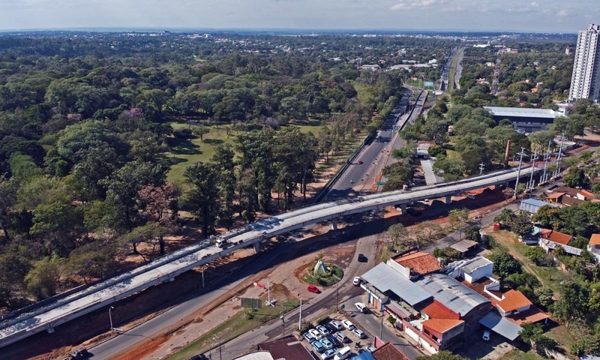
[253,242,261,254]
[330,221,338,231]
[398,203,407,214]
[445,195,452,204]
[46,327,54,334]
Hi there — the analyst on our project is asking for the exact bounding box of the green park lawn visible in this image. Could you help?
[166,122,325,188]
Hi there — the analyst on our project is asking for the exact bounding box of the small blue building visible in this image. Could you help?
[519,198,558,214]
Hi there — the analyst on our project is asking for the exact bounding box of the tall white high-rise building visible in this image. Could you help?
[569,24,600,102]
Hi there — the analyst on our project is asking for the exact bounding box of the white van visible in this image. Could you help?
[334,346,352,360]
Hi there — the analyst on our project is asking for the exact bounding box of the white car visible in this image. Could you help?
[482,330,491,341]
[309,328,322,339]
[352,276,361,286]
[355,302,367,313]
[316,325,330,336]
[341,320,355,331]
[329,320,343,331]
[352,328,367,339]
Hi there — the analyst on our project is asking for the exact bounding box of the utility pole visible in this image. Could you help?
[528,150,538,191]
[513,147,527,199]
[553,133,565,178]
[541,140,552,184]
[479,162,485,175]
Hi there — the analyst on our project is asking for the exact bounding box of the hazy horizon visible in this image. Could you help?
[0,0,597,33]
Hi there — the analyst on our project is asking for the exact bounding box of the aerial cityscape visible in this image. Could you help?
[0,2,600,360]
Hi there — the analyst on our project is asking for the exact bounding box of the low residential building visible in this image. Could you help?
[538,228,582,256]
[546,186,598,206]
[496,290,534,317]
[587,234,600,262]
[372,343,409,360]
[446,256,494,284]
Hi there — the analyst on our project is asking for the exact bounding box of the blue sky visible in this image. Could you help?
[0,0,598,32]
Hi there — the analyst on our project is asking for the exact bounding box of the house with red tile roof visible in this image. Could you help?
[392,250,441,279]
[372,343,409,360]
[587,234,600,262]
[496,290,533,317]
[537,228,582,256]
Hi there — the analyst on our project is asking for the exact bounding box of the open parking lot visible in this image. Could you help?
[300,314,375,359]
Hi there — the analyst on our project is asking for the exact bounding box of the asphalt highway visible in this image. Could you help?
[323,90,411,201]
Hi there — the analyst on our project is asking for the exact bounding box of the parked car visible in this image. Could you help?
[303,331,316,342]
[355,302,368,313]
[308,285,321,294]
[309,328,322,339]
[311,340,326,353]
[352,328,367,339]
[334,331,351,344]
[357,253,368,262]
[324,322,338,333]
[352,276,361,286]
[364,345,377,353]
[321,337,334,350]
[320,348,337,359]
[329,320,343,331]
[482,330,491,341]
[316,324,331,336]
[334,346,352,360]
[341,320,356,331]
[327,334,340,347]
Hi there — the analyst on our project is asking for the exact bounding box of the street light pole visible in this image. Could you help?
[109,306,114,331]
[298,298,302,331]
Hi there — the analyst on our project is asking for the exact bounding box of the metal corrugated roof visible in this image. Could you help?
[520,198,554,208]
[415,274,490,317]
[483,106,560,119]
[479,311,522,341]
[361,263,432,306]
[458,256,493,274]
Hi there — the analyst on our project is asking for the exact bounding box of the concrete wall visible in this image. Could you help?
[464,263,493,284]
[386,259,411,279]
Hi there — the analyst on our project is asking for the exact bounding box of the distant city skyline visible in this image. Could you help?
[0,0,598,33]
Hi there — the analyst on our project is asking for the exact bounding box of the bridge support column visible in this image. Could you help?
[47,327,55,334]
[330,221,338,231]
[398,204,407,214]
[253,242,261,254]
[445,195,452,204]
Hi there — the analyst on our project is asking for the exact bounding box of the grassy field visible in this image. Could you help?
[489,230,577,354]
[166,300,299,360]
[166,124,241,187]
[166,123,324,187]
[489,230,572,294]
